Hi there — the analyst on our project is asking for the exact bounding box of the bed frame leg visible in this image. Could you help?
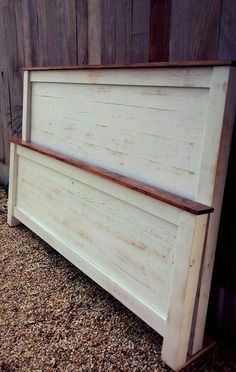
[7,142,20,227]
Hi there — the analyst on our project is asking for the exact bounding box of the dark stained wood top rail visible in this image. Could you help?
[22,60,236,71]
[12,139,214,216]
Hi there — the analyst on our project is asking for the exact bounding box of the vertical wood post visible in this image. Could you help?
[190,66,236,354]
[22,71,31,141]
[162,213,209,369]
[7,142,19,226]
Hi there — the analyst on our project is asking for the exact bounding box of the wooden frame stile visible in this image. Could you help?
[8,71,31,227]
[162,213,209,369]
[7,142,19,226]
[22,70,31,142]
[190,66,236,354]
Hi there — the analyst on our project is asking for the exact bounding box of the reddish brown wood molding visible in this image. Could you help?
[22,60,235,71]
[12,139,214,215]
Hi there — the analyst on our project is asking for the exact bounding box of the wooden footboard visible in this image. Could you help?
[8,140,212,369]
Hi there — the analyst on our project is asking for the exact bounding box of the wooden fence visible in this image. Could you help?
[1,0,236,165]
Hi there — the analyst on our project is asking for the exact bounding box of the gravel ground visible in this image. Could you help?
[0,185,235,371]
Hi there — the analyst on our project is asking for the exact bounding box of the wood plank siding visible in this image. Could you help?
[1,0,236,165]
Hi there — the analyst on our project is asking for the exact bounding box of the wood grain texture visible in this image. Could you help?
[22,71,31,141]
[131,0,150,63]
[33,0,47,66]
[27,67,213,200]
[1,2,236,368]
[23,0,78,66]
[169,0,221,61]
[77,0,88,64]
[21,0,38,67]
[0,2,6,71]
[16,142,182,226]
[60,0,77,65]
[2,0,236,172]
[11,139,213,215]
[45,0,61,64]
[1,0,23,140]
[162,213,209,369]
[0,2,9,163]
[196,67,233,204]
[12,143,188,336]
[190,66,236,354]
[218,0,236,60]
[21,65,235,362]
[45,0,77,65]
[9,142,212,369]
[115,0,132,64]
[88,0,102,64]
[101,0,116,64]
[23,60,235,71]
[15,149,178,320]
[14,0,25,69]
[22,0,47,67]
[149,0,171,62]
[15,203,167,337]
[29,67,212,87]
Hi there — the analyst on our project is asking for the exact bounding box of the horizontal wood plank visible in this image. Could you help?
[16,152,177,318]
[29,68,212,88]
[14,200,168,335]
[11,139,214,215]
[22,60,236,71]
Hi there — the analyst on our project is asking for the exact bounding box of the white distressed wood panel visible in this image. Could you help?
[14,206,167,337]
[30,67,212,87]
[16,151,178,317]
[9,143,211,370]
[30,80,209,199]
[16,145,182,225]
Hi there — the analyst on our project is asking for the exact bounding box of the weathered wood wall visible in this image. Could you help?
[1,0,236,166]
